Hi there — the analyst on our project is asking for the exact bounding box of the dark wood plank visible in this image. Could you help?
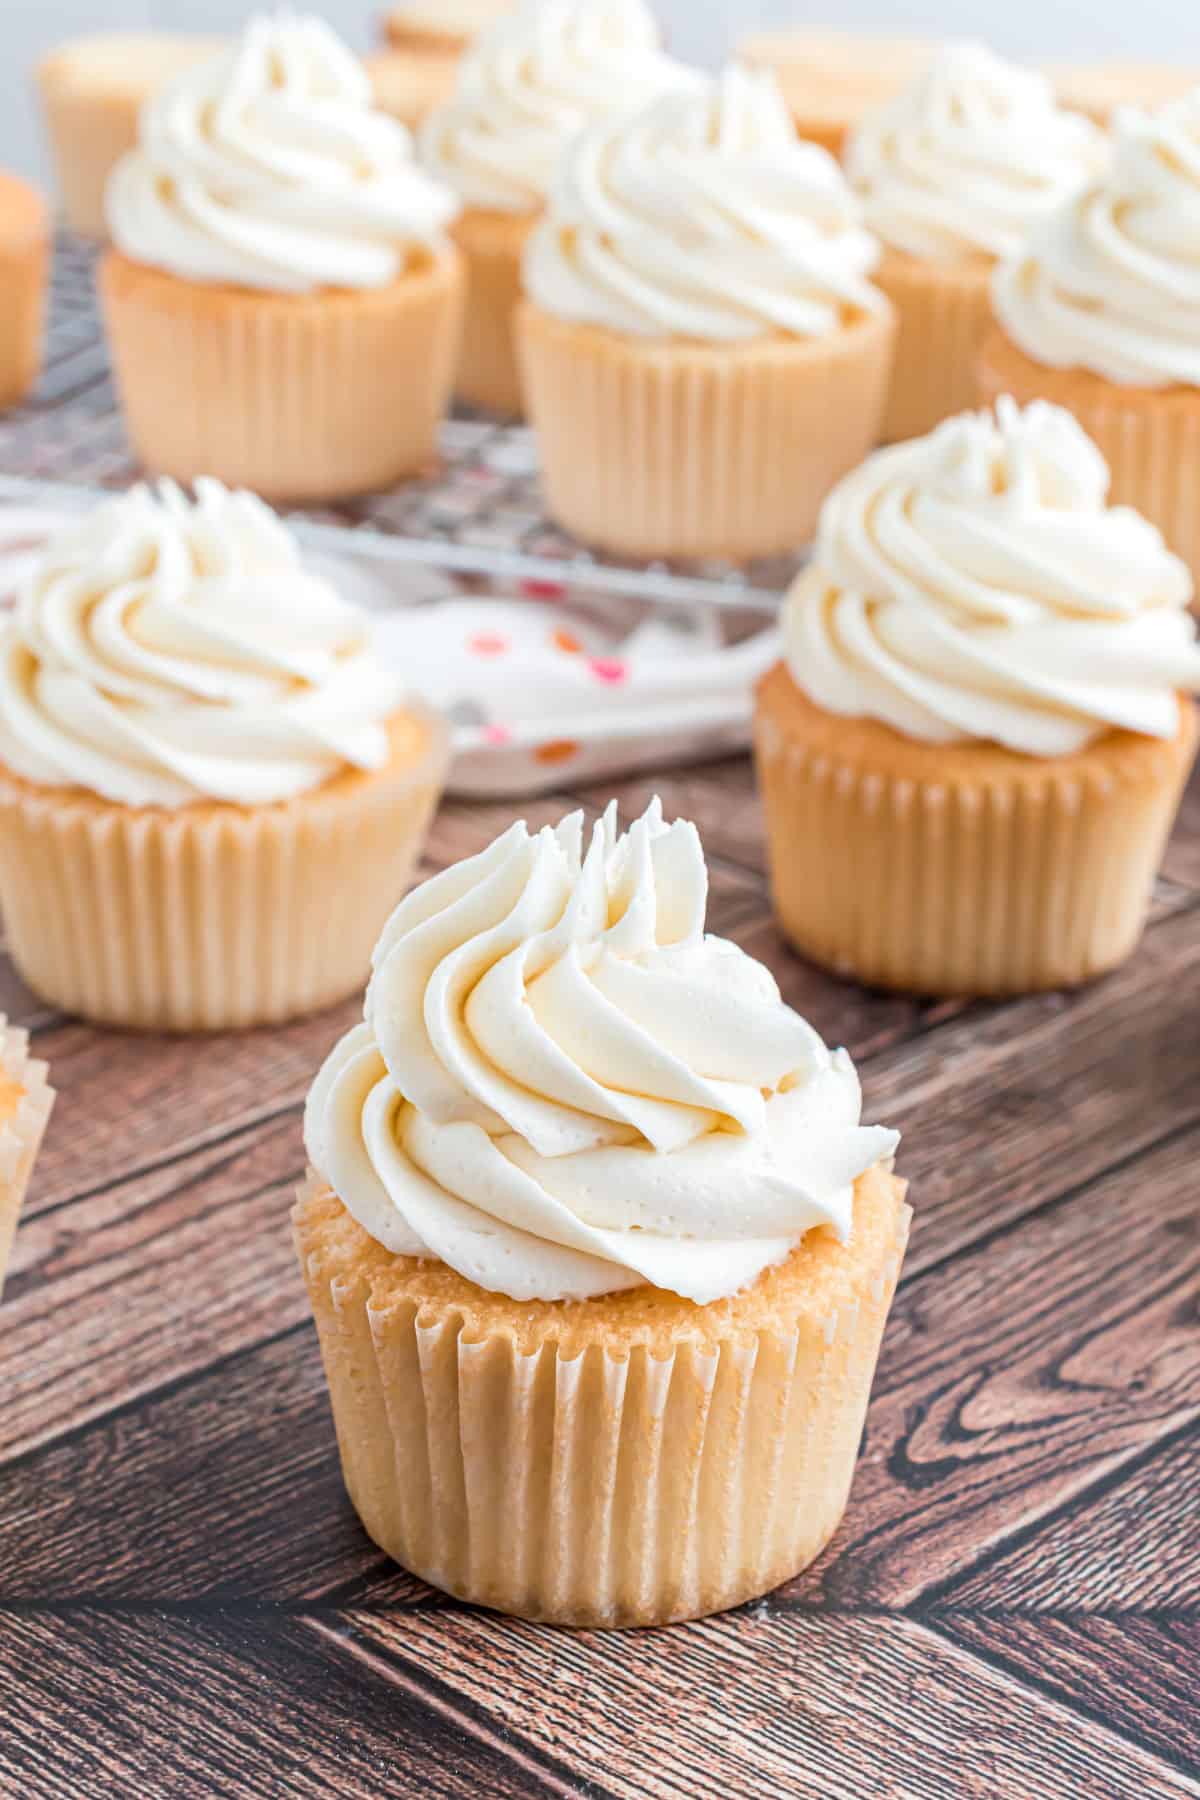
[777,1124,1200,1609]
[0,1114,308,1461]
[934,1611,1200,1782]
[333,1608,1200,1800]
[939,1427,1200,1612]
[0,1610,571,1800]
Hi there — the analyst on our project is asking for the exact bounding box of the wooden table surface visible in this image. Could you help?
[1,753,1198,1800]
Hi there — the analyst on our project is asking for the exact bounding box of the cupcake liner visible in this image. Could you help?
[755,662,1198,996]
[0,1020,54,1302]
[875,250,994,442]
[36,69,140,239]
[0,712,448,1032]
[293,1163,910,1628]
[451,208,537,417]
[977,328,1200,598]
[0,179,49,412]
[517,301,896,561]
[99,249,465,503]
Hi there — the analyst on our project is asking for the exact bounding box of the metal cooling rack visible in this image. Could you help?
[0,235,794,614]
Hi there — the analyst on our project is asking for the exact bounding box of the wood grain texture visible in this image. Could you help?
[0,753,1197,1795]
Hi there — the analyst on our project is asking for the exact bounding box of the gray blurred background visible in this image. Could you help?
[4,0,1188,183]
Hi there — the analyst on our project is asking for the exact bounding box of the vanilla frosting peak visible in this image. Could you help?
[525,64,886,341]
[107,12,459,292]
[847,42,1107,263]
[993,89,1200,385]
[0,481,405,807]
[419,0,695,214]
[784,398,1200,756]
[305,799,898,1302]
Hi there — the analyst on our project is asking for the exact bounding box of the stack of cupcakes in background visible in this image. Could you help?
[418,0,697,417]
[368,0,516,128]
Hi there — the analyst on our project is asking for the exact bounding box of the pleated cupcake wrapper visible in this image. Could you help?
[978,331,1200,599]
[35,76,135,239]
[875,251,993,444]
[0,229,48,412]
[0,1021,54,1303]
[452,209,537,418]
[99,249,465,504]
[517,301,896,561]
[295,1172,910,1628]
[0,720,448,1032]
[755,684,1198,996]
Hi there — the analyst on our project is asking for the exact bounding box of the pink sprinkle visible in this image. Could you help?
[468,632,510,658]
[484,723,512,746]
[589,657,629,685]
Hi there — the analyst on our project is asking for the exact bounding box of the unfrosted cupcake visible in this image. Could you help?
[737,28,932,156]
[0,174,50,412]
[846,43,1106,443]
[0,481,447,1031]
[419,0,695,416]
[100,13,464,503]
[756,399,1200,995]
[0,1021,54,1303]
[35,32,224,239]
[519,65,895,560]
[294,798,907,1627]
[983,92,1200,590]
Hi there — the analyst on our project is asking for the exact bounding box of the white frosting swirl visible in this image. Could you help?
[846,43,1106,264]
[419,0,694,214]
[107,13,459,292]
[525,65,886,341]
[993,90,1200,386]
[785,398,1200,756]
[0,481,405,808]
[305,800,897,1303]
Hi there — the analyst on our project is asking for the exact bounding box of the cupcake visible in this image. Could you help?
[736,28,933,156]
[35,32,225,240]
[982,92,1200,591]
[519,66,895,561]
[100,13,464,504]
[383,0,516,56]
[0,480,447,1032]
[0,1021,54,1304]
[755,399,1200,996]
[365,49,461,132]
[294,798,907,1626]
[0,174,50,412]
[1048,61,1200,128]
[846,43,1106,443]
[419,0,695,417]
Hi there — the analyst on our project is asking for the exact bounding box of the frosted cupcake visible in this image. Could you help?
[846,43,1106,443]
[983,92,1200,590]
[35,33,224,240]
[0,481,447,1031]
[736,29,932,156]
[0,1021,54,1303]
[419,0,694,417]
[756,399,1200,995]
[0,174,50,412]
[100,13,464,503]
[294,799,907,1626]
[520,66,895,560]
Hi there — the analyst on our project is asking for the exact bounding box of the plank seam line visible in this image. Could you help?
[305,1613,618,1800]
[909,1411,1200,1613]
[917,1610,1200,1791]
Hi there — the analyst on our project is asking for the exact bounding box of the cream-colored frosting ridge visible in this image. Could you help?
[305,799,898,1303]
[785,397,1200,756]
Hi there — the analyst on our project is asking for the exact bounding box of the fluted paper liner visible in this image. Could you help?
[0,711,448,1032]
[452,208,537,417]
[875,249,994,442]
[99,248,465,503]
[0,176,49,411]
[756,662,1198,996]
[294,1162,910,1627]
[977,328,1200,597]
[517,301,896,561]
[0,1020,54,1302]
